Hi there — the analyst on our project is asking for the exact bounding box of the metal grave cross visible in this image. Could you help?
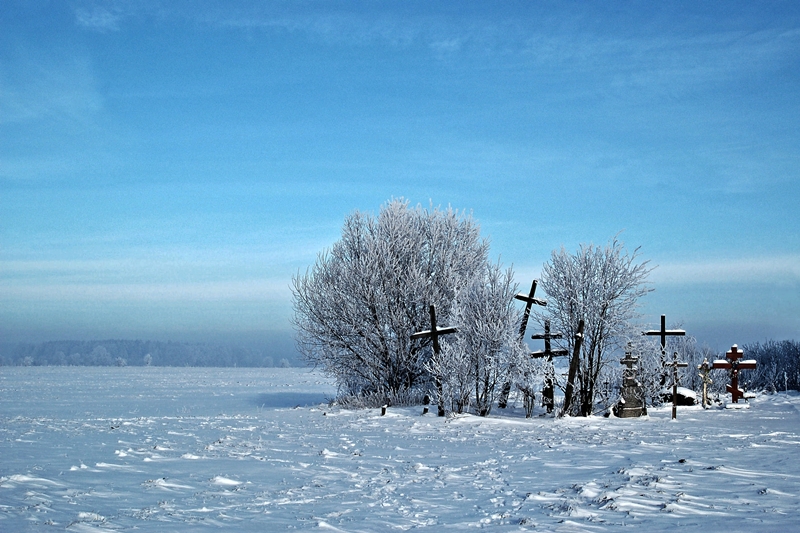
[712,344,757,403]
[665,351,689,420]
[644,314,686,386]
[411,304,458,416]
[498,280,547,409]
[530,320,569,413]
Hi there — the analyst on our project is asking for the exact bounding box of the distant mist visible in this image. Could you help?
[0,339,303,368]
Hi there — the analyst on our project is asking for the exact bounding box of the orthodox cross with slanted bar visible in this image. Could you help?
[665,351,689,420]
[644,314,686,386]
[411,304,458,416]
[530,320,569,413]
[713,344,757,404]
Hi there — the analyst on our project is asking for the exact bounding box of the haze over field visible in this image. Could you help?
[2,1,798,356]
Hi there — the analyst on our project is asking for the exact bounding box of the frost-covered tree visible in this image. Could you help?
[429,263,529,416]
[292,199,490,399]
[538,237,653,416]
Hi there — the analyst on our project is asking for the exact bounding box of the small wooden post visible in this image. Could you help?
[560,319,585,417]
[411,304,458,417]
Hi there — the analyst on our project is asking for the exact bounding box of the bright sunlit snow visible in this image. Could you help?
[1,367,798,531]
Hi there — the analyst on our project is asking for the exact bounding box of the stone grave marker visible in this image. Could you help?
[615,343,646,418]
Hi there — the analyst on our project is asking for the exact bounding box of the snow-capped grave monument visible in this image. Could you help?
[698,358,713,409]
[713,344,757,405]
[530,320,569,414]
[411,304,458,417]
[615,344,646,418]
[498,279,547,409]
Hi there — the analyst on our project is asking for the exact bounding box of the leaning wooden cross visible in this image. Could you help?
[530,320,569,414]
[644,314,686,387]
[411,304,458,417]
[713,344,757,404]
[498,280,547,409]
[560,319,585,417]
[665,351,689,419]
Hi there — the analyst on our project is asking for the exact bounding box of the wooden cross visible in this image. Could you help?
[644,314,686,386]
[530,320,569,413]
[560,319,585,417]
[498,280,547,409]
[697,358,713,408]
[411,304,458,416]
[515,279,547,338]
[665,351,689,419]
[712,344,757,403]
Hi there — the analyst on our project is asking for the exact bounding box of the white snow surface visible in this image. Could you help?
[1,367,799,532]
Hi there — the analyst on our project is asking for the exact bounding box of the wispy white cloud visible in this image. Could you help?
[74,6,123,32]
[0,52,102,124]
[0,278,291,303]
[651,255,800,285]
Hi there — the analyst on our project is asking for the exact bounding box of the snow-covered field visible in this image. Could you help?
[1,367,798,532]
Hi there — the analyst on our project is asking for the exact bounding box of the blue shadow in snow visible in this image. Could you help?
[251,392,331,408]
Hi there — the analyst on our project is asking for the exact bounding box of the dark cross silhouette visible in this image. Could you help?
[515,280,547,337]
[644,314,686,386]
[665,351,689,419]
[498,280,547,409]
[713,344,757,403]
[560,319,585,417]
[530,320,569,413]
[411,304,457,416]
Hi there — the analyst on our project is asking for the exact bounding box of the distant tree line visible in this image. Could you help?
[0,340,295,368]
[740,340,800,393]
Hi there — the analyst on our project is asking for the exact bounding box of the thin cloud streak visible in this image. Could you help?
[651,255,800,285]
[1,279,291,303]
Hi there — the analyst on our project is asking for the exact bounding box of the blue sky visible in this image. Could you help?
[1,1,798,353]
